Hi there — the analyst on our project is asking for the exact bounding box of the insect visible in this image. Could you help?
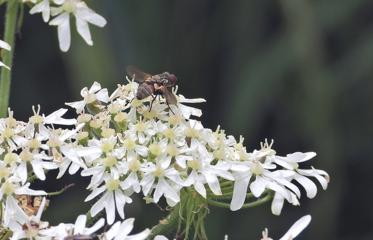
[16,195,48,216]
[126,65,178,112]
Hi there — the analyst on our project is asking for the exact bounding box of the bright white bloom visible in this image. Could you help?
[140,158,184,204]
[66,82,109,113]
[41,214,105,240]
[0,39,11,69]
[103,218,150,240]
[49,0,107,51]
[7,197,49,240]
[30,0,51,22]
[86,174,133,224]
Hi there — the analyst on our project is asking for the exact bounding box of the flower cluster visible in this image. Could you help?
[0,78,329,239]
[24,0,106,51]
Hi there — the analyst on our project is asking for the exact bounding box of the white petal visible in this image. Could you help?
[159,178,180,203]
[106,221,121,240]
[0,61,10,70]
[76,6,107,27]
[44,108,76,125]
[95,89,110,103]
[86,218,105,235]
[50,13,71,52]
[250,177,267,197]
[115,218,134,239]
[204,172,221,195]
[271,192,285,216]
[65,100,85,113]
[126,229,151,240]
[31,161,46,180]
[115,190,131,219]
[85,185,106,202]
[90,192,108,217]
[105,192,116,224]
[74,215,87,234]
[230,172,251,211]
[0,40,11,50]
[75,18,93,45]
[194,181,206,198]
[295,175,317,199]
[279,215,312,240]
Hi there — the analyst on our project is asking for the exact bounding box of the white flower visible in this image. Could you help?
[181,139,234,198]
[30,0,51,22]
[7,197,49,240]
[140,159,184,204]
[103,218,150,240]
[49,0,107,52]
[0,39,11,69]
[40,215,105,240]
[86,174,133,224]
[261,215,311,240]
[66,82,109,113]
[273,152,330,197]
[230,143,299,212]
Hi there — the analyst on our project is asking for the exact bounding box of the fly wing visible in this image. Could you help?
[160,86,177,105]
[126,65,152,83]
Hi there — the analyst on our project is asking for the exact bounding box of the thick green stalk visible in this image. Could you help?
[0,0,19,117]
[146,204,180,240]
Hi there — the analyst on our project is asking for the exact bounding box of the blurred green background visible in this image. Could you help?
[2,0,372,239]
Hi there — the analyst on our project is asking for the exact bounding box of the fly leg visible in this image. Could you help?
[149,95,157,111]
[166,101,175,114]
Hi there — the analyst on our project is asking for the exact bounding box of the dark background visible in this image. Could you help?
[2,0,372,239]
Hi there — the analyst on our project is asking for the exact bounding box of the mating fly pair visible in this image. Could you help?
[126,66,178,113]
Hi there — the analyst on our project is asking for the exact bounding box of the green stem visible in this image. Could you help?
[0,0,19,117]
[46,183,75,196]
[207,193,273,209]
[146,204,180,240]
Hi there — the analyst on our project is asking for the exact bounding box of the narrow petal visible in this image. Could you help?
[230,173,251,211]
[75,18,93,45]
[0,40,11,50]
[279,215,312,240]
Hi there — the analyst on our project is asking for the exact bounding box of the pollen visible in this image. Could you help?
[84,93,97,104]
[101,128,115,138]
[2,127,14,138]
[114,112,128,123]
[108,103,121,114]
[101,141,115,153]
[106,179,120,191]
[168,114,182,126]
[251,161,264,175]
[135,121,146,132]
[20,149,33,162]
[28,138,41,150]
[77,114,92,123]
[123,139,136,150]
[4,152,18,165]
[149,143,162,156]
[185,127,199,139]
[167,144,179,157]
[128,159,141,172]
[163,128,175,139]
[187,159,201,170]
[103,156,118,168]
[77,131,89,141]
[2,181,15,195]
[153,166,165,177]
[0,166,10,180]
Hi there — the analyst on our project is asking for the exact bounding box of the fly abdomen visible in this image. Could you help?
[136,83,154,100]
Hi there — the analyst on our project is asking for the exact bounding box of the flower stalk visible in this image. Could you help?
[0,0,19,117]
